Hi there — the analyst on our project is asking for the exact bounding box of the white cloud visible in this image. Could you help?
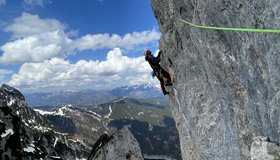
[4,12,66,39]
[0,13,161,65]
[24,0,44,7]
[0,13,72,64]
[0,30,73,64]
[126,74,159,87]
[74,29,161,51]
[8,48,155,92]
[0,0,6,6]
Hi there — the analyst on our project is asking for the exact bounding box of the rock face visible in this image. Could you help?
[251,136,280,160]
[88,126,144,160]
[151,0,280,159]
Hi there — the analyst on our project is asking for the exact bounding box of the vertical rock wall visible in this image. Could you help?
[151,0,280,159]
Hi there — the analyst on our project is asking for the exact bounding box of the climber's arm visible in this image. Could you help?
[156,50,162,59]
[154,50,162,63]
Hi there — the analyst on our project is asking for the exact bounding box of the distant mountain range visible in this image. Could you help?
[36,97,181,160]
[24,84,163,107]
[1,84,180,159]
[24,90,116,107]
[109,84,162,99]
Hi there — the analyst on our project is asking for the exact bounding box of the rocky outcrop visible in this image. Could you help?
[151,0,280,159]
[251,136,280,160]
[0,84,87,160]
[88,126,144,160]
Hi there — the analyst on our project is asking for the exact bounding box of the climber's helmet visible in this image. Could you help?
[143,49,152,57]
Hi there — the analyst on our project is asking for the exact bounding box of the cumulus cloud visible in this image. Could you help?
[0,13,73,64]
[126,74,159,87]
[4,12,66,39]
[74,29,161,51]
[0,0,6,6]
[24,0,46,7]
[8,48,155,91]
[0,30,73,64]
[0,13,161,65]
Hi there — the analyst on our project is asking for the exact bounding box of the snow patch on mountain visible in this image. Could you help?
[113,97,127,103]
[68,138,79,143]
[35,105,75,116]
[32,126,52,132]
[85,109,102,119]
[28,119,36,124]
[23,146,35,153]
[23,143,36,153]
[57,107,67,115]
[7,98,15,107]
[35,109,65,116]
[54,131,68,136]
[54,137,59,147]
[1,128,14,138]
[3,87,15,93]
[104,105,112,119]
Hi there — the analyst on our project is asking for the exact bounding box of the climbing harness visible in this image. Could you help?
[179,19,280,33]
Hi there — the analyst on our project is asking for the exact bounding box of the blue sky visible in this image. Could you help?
[0,0,161,93]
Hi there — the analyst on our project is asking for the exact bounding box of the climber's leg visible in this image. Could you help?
[156,73,169,95]
[161,69,172,86]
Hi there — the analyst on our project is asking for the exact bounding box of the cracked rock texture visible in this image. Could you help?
[251,136,280,160]
[90,126,144,160]
[151,0,280,159]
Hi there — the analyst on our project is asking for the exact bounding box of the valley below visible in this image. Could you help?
[34,97,182,159]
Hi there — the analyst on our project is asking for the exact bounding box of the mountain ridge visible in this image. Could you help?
[34,96,181,159]
[1,83,180,159]
[24,84,162,107]
[0,84,88,160]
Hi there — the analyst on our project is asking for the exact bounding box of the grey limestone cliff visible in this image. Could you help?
[250,136,280,160]
[151,0,280,159]
[88,126,144,160]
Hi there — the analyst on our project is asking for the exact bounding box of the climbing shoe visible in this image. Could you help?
[163,91,170,95]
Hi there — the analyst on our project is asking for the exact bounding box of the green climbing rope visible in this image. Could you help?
[179,19,280,33]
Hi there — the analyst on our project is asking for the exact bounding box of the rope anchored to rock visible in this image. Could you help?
[179,19,280,33]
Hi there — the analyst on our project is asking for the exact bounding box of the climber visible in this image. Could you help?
[144,49,172,95]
